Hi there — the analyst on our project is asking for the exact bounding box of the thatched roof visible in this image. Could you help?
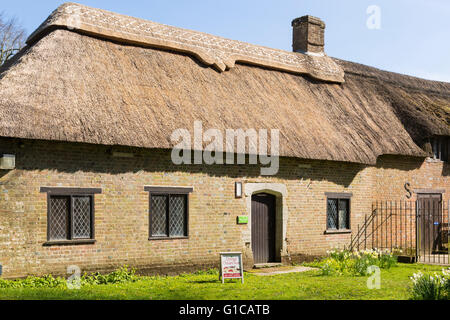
[336,59,450,149]
[0,3,448,165]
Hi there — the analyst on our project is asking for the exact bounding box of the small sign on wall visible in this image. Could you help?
[219,252,244,284]
[237,216,248,224]
[404,182,412,199]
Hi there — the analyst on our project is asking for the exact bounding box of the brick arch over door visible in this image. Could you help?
[244,183,289,263]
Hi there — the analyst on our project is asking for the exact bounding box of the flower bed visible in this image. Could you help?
[310,248,397,276]
[410,268,450,300]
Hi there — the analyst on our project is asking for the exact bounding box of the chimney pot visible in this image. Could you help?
[292,15,326,55]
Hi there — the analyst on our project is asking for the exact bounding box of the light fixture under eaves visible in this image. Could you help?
[0,154,15,170]
[235,182,243,198]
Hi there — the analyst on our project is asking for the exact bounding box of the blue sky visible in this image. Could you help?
[2,0,450,82]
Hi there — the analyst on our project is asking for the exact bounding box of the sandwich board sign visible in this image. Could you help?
[219,252,244,284]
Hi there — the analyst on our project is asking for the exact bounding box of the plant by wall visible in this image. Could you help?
[310,248,397,276]
[0,265,137,289]
[410,268,450,300]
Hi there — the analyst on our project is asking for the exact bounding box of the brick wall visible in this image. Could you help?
[0,138,447,278]
[374,155,449,201]
[368,155,449,253]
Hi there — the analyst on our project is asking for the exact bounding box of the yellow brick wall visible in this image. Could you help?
[0,138,447,278]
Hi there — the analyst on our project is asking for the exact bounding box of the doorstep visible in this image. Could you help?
[253,262,283,269]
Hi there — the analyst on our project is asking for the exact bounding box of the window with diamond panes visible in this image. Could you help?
[150,194,188,238]
[327,198,350,230]
[72,196,92,239]
[150,195,167,237]
[169,195,186,236]
[49,196,70,240]
[48,195,94,241]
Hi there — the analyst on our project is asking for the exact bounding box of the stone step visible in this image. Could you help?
[253,263,283,269]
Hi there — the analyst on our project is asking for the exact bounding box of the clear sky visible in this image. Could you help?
[2,0,450,82]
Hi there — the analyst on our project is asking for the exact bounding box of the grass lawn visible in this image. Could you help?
[0,263,445,300]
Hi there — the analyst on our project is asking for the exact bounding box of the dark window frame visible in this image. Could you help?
[145,186,192,240]
[325,192,352,233]
[431,136,449,162]
[40,187,101,246]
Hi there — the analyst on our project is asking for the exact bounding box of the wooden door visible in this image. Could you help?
[417,194,442,254]
[251,193,276,263]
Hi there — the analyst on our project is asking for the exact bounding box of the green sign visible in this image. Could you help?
[237,216,248,224]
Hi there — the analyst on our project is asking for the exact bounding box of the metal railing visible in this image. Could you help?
[348,200,449,265]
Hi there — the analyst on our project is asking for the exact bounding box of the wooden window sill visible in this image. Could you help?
[44,239,96,246]
[148,236,189,241]
[324,229,352,235]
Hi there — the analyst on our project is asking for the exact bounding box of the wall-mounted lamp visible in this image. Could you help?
[235,182,243,198]
[0,154,15,170]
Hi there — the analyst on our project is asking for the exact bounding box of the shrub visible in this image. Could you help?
[81,265,138,285]
[444,269,450,293]
[410,268,450,300]
[0,266,138,289]
[0,275,66,289]
[316,248,397,276]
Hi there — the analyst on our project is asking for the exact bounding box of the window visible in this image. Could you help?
[145,187,192,239]
[40,187,101,244]
[325,193,352,231]
[431,136,449,162]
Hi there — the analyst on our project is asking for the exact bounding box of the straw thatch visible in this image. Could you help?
[0,4,448,165]
[336,59,450,149]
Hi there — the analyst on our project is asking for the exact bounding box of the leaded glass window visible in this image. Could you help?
[327,198,350,230]
[72,196,92,239]
[49,196,70,240]
[149,191,189,238]
[47,194,94,241]
[150,195,168,237]
[169,195,186,237]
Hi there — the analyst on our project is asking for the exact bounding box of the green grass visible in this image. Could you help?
[0,263,445,300]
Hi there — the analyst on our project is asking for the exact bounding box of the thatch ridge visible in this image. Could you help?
[25,2,344,83]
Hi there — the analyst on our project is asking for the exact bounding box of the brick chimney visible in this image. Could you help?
[291,15,325,55]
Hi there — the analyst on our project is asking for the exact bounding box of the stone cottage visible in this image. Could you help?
[0,3,448,278]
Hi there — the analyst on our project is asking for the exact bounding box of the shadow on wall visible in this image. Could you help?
[0,170,8,181]
[376,154,449,177]
[0,137,369,188]
[375,154,423,171]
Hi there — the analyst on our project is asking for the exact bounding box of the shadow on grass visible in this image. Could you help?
[187,280,220,284]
